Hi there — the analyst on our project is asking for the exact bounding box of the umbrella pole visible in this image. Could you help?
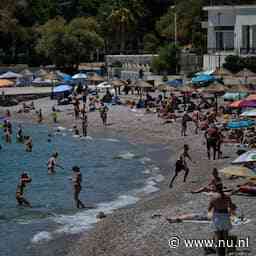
[215,93,218,114]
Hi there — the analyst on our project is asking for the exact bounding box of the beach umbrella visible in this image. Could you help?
[195,69,215,76]
[213,67,232,77]
[219,166,256,178]
[229,100,243,108]
[132,80,153,89]
[56,71,72,81]
[0,71,23,79]
[166,79,183,87]
[72,73,87,79]
[232,150,256,164]
[88,74,105,82]
[111,80,127,87]
[32,77,52,86]
[43,71,59,81]
[226,84,251,93]
[236,68,256,77]
[223,92,248,101]
[246,94,256,100]
[227,120,255,129]
[0,79,15,87]
[192,74,215,85]
[240,109,256,117]
[53,84,72,93]
[20,69,33,77]
[178,85,195,93]
[199,82,227,112]
[35,69,48,77]
[97,81,112,89]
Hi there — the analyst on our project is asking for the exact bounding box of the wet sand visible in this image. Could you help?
[1,96,255,256]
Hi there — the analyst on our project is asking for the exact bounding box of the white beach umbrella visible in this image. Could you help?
[232,150,256,164]
[0,71,23,79]
[97,81,112,89]
[72,73,87,79]
[241,109,256,117]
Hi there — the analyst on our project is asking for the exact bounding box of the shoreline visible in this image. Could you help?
[1,96,255,256]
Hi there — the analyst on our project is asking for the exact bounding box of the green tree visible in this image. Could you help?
[152,43,180,75]
[143,33,160,53]
[36,16,104,70]
[107,7,135,53]
[223,55,244,74]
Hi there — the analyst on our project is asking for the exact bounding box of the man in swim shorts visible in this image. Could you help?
[72,166,85,209]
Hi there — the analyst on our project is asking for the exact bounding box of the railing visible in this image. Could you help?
[207,48,234,54]
[240,48,256,54]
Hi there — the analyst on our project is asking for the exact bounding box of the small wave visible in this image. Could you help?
[103,138,120,143]
[56,126,66,131]
[143,169,151,174]
[140,157,152,164]
[140,180,159,194]
[114,152,137,160]
[52,195,139,235]
[31,231,53,244]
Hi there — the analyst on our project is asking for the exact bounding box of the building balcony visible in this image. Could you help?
[207,48,235,54]
[240,48,256,55]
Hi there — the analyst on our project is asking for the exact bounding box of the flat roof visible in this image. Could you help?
[203,5,256,11]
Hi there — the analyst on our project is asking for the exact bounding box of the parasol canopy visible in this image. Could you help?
[53,84,72,93]
[229,99,256,108]
[223,92,248,101]
[72,73,87,79]
[0,71,23,79]
[219,165,256,178]
[20,69,33,77]
[131,80,153,89]
[0,79,15,87]
[235,68,256,77]
[88,74,105,82]
[240,109,256,117]
[111,80,128,87]
[226,84,251,93]
[227,120,255,129]
[232,150,256,164]
[198,83,227,94]
[192,74,215,85]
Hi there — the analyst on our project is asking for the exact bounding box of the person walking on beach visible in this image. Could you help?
[47,152,59,174]
[38,109,43,123]
[16,172,32,207]
[74,98,80,120]
[100,104,108,126]
[169,144,195,188]
[181,112,191,136]
[81,108,88,137]
[52,106,58,123]
[208,183,237,256]
[205,124,219,160]
[72,166,85,209]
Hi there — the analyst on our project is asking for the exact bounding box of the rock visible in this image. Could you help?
[96,211,106,219]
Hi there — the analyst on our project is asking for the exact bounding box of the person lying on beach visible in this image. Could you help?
[191,168,222,194]
[47,152,61,174]
[169,144,195,188]
[72,166,86,209]
[16,172,32,207]
[25,136,33,152]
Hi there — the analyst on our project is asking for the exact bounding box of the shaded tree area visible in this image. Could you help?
[0,0,255,67]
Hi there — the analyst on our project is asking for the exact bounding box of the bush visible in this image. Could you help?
[223,55,244,73]
[151,43,180,75]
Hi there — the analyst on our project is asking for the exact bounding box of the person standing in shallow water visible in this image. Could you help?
[38,109,43,123]
[16,172,32,207]
[72,166,85,209]
[47,152,59,174]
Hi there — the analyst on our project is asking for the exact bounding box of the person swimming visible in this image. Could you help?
[16,172,32,207]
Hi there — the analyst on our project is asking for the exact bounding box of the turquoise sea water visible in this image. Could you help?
[0,123,164,256]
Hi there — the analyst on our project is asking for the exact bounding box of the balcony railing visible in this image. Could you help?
[207,48,234,54]
[240,48,256,54]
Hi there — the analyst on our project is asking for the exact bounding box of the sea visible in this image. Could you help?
[0,123,166,256]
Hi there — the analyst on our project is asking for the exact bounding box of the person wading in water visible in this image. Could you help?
[16,172,32,207]
[72,166,85,209]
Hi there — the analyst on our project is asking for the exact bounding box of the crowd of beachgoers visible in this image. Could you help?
[1,72,256,256]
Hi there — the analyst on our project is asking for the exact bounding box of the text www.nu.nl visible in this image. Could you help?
[168,235,250,249]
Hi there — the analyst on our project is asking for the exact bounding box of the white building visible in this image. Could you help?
[203,5,256,70]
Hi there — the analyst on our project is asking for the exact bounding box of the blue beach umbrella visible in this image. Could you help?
[227,120,255,129]
[166,79,183,87]
[192,74,215,85]
[53,85,72,93]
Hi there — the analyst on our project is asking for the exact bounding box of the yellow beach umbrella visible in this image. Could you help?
[219,166,256,178]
